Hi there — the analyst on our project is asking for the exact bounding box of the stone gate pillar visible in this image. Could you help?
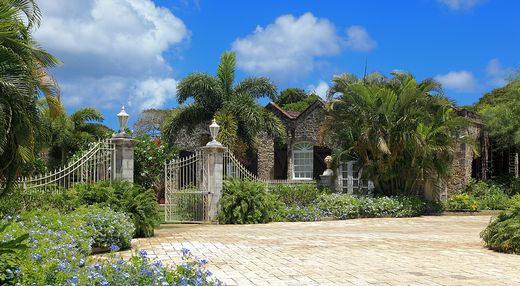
[111,106,138,182]
[111,136,139,182]
[202,145,226,222]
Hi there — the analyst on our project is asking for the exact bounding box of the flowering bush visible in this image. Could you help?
[0,221,28,285]
[300,194,425,220]
[69,249,221,286]
[282,206,322,222]
[73,180,161,238]
[2,210,220,285]
[2,210,94,285]
[465,180,509,210]
[447,194,479,211]
[313,194,361,219]
[71,205,134,249]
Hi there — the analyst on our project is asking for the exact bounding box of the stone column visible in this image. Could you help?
[202,145,226,222]
[111,136,139,182]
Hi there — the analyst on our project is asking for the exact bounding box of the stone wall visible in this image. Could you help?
[174,122,211,152]
[257,132,274,180]
[294,108,324,143]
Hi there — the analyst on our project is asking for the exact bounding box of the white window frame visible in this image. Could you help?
[292,142,314,180]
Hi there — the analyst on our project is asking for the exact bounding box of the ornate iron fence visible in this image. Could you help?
[164,151,209,223]
[17,139,115,193]
[222,149,259,181]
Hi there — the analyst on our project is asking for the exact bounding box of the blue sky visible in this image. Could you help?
[35,0,520,129]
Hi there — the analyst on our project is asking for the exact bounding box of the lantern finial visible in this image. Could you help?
[207,118,222,146]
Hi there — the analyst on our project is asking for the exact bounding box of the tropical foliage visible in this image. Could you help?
[323,72,467,196]
[481,202,520,254]
[162,51,284,157]
[218,178,282,224]
[73,180,161,238]
[476,79,520,150]
[45,107,112,168]
[275,88,321,112]
[0,0,61,196]
[134,135,178,199]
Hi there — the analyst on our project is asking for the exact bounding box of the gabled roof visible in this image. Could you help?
[266,99,325,121]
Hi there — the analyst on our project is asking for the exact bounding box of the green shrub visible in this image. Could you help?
[71,205,134,249]
[0,187,80,215]
[269,184,326,207]
[465,180,509,210]
[424,199,445,214]
[0,221,28,285]
[134,135,178,198]
[447,194,479,211]
[311,194,425,220]
[74,180,160,238]
[507,177,520,196]
[509,194,520,206]
[481,204,520,254]
[313,194,361,219]
[218,179,282,224]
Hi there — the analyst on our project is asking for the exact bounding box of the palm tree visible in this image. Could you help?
[324,71,467,196]
[0,0,62,196]
[46,107,112,168]
[162,51,284,157]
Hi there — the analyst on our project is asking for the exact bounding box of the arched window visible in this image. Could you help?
[292,142,313,180]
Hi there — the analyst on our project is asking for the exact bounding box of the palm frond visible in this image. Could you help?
[234,77,277,101]
[217,51,235,97]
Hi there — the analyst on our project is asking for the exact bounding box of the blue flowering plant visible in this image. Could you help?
[71,205,134,250]
[2,209,95,285]
[0,220,28,285]
[66,249,222,286]
[282,205,322,222]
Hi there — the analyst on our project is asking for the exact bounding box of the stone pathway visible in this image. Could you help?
[119,216,520,285]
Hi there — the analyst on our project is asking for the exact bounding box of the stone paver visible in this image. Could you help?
[118,216,520,285]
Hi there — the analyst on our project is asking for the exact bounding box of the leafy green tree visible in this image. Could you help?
[162,51,284,156]
[324,72,467,196]
[476,79,520,150]
[0,0,62,195]
[275,88,321,112]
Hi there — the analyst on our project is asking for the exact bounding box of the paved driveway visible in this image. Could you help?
[123,216,520,285]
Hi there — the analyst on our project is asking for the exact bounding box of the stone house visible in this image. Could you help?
[171,100,507,198]
[257,100,332,182]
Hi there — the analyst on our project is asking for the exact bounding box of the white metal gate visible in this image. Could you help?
[164,151,209,223]
[18,139,115,193]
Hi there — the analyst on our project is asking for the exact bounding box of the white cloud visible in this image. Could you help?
[130,78,178,111]
[486,58,510,87]
[307,81,329,99]
[434,70,479,92]
[35,0,189,111]
[345,26,377,52]
[438,0,481,10]
[232,13,375,81]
